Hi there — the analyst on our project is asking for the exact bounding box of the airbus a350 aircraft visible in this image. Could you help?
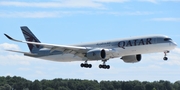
[4,26,177,69]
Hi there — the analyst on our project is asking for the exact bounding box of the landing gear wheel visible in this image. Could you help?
[80,63,84,67]
[163,57,168,61]
[99,64,110,69]
[99,64,102,68]
[102,65,106,68]
[80,62,92,68]
[106,65,110,69]
[88,64,92,68]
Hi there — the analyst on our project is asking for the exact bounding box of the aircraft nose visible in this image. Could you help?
[172,41,177,47]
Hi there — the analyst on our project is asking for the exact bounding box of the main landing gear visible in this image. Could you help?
[80,60,92,68]
[163,51,169,61]
[80,60,110,69]
[99,60,110,69]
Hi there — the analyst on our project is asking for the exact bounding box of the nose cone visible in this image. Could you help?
[172,41,177,47]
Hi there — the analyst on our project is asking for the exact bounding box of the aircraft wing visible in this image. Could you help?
[4,34,91,58]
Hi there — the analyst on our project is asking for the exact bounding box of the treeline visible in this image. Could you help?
[0,76,180,90]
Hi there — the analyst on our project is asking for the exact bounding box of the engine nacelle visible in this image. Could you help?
[121,54,141,63]
[86,49,113,60]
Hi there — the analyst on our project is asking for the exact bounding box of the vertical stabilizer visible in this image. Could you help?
[21,26,43,53]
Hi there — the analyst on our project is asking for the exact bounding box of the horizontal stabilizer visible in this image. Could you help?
[6,50,37,56]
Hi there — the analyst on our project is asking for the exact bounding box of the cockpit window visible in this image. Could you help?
[164,38,172,41]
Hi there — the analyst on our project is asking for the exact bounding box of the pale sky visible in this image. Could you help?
[0,0,180,82]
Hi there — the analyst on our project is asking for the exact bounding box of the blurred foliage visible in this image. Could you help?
[0,76,179,90]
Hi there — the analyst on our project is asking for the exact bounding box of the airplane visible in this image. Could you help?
[4,26,177,69]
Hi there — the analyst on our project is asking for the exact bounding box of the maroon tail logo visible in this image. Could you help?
[22,29,41,52]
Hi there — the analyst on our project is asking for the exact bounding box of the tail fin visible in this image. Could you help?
[21,26,43,53]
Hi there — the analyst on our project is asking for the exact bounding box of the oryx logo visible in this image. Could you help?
[22,29,41,52]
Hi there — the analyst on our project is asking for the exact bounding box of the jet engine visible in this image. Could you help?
[121,54,141,63]
[86,49,113,60]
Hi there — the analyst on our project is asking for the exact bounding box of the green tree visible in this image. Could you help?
[133,85,145,90]
[173,81,180,90]
[4,84,11,90]
[32,80,42,90]
[0,76,178,90]
[145,83,154,90]
[58,86,69,90]
[44,87,55,90]
[100,81,114,90]
[122,81,133,90]
[163,81,173,90]
[0,86,5,90]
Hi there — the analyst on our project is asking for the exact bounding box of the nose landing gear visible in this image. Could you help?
[163,51,169,61]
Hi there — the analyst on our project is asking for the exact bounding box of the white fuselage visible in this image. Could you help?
[35,35,177,62]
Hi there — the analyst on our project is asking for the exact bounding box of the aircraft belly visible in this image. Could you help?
[39,54,84,62]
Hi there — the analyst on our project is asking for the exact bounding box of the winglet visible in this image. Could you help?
[4,34,13,40]
[4,33,21,42]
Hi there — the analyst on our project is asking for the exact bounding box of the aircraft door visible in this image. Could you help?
[153,37,157,44]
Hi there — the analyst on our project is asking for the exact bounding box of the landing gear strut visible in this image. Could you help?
[80,60,92,68]
[163,51,169,61]
[99,60,110,69]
